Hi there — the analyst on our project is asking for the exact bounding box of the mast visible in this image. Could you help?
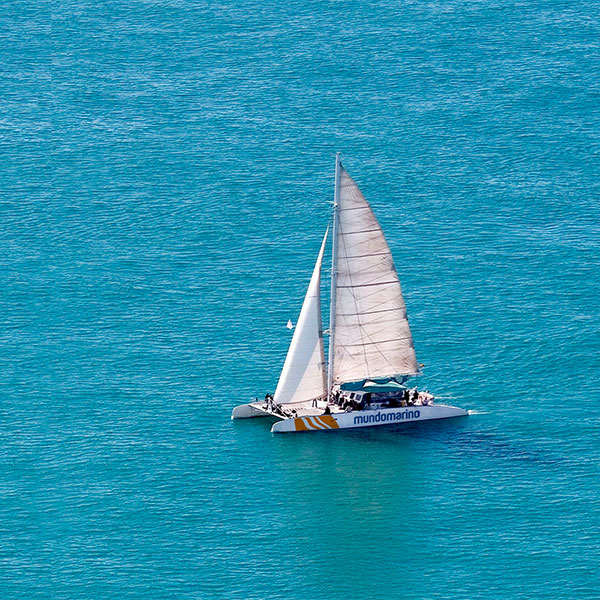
[327,152,341,399]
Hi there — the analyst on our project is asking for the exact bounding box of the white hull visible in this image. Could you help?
[231,403,273,419]
[231,401,325,421]
[232,402,467,433]
[271,404,467,433]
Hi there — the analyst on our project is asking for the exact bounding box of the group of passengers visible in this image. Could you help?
[331,389,365,412]
[259,387,434,419]
[328,387,435,413]
[402,388,435,407]
[264,393,289,416]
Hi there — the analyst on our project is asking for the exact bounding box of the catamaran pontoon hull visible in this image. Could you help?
[271,404,467,433]
[232,402,467,433]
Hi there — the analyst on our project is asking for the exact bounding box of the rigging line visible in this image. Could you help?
[336,265,398,283]
[338,285,404,307]
[338,229,389,246]
[361,323,413,341]
[338,314,411,335]
[362,321,414,345]
[356,325,403,372]
[336,255,396,278]
[337,281,402,310]
[339,232,389,248]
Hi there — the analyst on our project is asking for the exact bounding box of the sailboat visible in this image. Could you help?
[232,154,467,433]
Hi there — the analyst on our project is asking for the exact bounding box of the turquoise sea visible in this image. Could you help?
[2,1,599,598]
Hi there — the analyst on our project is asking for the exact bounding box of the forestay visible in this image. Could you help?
[273,230,328,404]
[332,167,419,384]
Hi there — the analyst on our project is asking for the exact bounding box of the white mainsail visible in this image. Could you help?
[273,230,328,404]
[331,166,419,385]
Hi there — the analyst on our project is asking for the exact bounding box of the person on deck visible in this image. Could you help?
[410,388,419,405]
[265,393,274,410]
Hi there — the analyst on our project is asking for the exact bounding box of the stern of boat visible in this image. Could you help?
[231,403,273,419]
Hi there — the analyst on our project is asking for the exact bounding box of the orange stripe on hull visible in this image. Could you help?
[293,415,340,431]
[306,416,326,429]
[294,418,310,431]
[315,415,340,429]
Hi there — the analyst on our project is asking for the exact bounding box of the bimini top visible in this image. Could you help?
[340,376,409,393]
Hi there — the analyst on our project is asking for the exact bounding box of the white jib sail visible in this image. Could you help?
[332,167,419,384]
[273,230,328,404]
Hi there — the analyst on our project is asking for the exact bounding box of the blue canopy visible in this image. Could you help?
[340,376,409,392]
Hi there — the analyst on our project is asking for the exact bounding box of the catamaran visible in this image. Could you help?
[232,154,467,433]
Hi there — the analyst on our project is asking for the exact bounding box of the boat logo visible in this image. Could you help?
[353,409,421,425]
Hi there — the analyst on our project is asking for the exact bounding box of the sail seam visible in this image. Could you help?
[338,256,398,278]
[344,285,404,304]
[338,205,372,212]
[342,338,413,347]
[341,251,390,260]
[337,280,397,288]
[337,308,406,317]
[339,228,381,236]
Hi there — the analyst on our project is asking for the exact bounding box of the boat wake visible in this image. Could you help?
[467,410,489,415]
